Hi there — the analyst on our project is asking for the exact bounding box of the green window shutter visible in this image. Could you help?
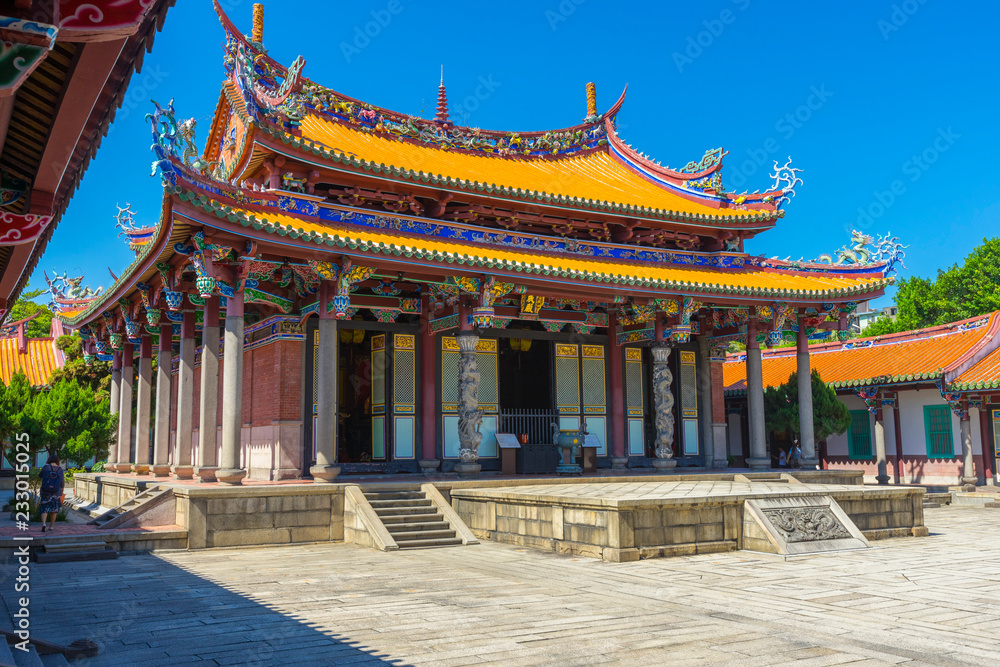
[848,409,872,459]
[924,405,954,459]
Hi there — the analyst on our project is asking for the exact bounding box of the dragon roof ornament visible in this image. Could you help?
[44,270,103,313]
[768,157,803,208]
[114,203,155,254]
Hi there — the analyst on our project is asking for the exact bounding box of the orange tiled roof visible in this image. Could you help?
[723,313,999,393]
[0,337,62,387]
[296,115,762,222]
[952,345,1000,390]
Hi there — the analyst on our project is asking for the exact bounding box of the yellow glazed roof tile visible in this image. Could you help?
[218,203,886,296]
[298,116,759,220]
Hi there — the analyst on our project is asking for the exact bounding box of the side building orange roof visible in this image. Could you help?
[723,312,1000,394]
[0,337,64,387]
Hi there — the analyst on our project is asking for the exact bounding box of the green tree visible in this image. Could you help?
[30,378,115,467]
[0,372,46,468]
[8,288,53,338]
[764,370,851,443]
[49,334,112,401]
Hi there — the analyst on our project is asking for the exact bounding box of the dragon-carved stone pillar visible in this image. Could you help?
[651,345,677,473]
[455,332,483,477]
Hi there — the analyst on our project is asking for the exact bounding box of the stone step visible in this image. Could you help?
[923,502,942,508]
[379,512,443,524]
[385,521,451,533]
[12,643,43,667]
[42,542,108,554]
[391,529,457,541]
[367,498,432,508]
[396,537,464,549]
[35,549,117,564]
[373,505,436,517]
[364,491,424,501]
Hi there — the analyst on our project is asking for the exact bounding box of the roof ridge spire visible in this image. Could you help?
[435,66,451,127]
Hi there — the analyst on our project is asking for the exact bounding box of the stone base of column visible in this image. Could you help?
[961,476,978,491]
[171,465,194,480]
[107,463,127,473]
[216,468,248,485]
[273,468,301,481]
[712,459,730,470]
[652,458,677,473]
[799,458,820,471]
[310,465,341,483]
[746,457,770,471]
[194,467,218,483]
[149,465,171,477]
[454,462,481,477]
[131,465,149,476]
[876,474,891,485]
[610,457,628,470]
[418,459,440,476]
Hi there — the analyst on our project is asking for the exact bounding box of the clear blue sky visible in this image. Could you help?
[32,0,1000,308]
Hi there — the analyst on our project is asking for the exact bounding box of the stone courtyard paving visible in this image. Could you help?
[5,505,1000,666]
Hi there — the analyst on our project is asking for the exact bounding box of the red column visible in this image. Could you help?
[979,407,994,482]
[420,294,437,465]
[893,401,904,483]
[607,312,626,461]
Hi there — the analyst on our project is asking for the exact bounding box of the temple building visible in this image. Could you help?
[57,3,904,484]
[724,312,1000,486]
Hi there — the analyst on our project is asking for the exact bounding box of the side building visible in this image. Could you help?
[724,313,1000,486]
[57,3,899,483]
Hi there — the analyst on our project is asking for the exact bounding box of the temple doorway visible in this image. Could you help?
[337,327,376,463]
[497,334,555,445]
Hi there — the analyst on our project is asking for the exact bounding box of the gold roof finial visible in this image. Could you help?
[252,3,264,44]
[586,82,597,119]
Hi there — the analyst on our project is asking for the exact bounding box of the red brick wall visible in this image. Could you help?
[243,340,303,426]
[710,362,726,424]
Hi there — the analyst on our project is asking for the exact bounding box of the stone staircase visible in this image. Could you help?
[364,489,464,549]
[35,540,117,564]
[87,485,171,529]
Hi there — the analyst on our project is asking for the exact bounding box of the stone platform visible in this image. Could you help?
[450,478,927,562]
[60,470,927,561]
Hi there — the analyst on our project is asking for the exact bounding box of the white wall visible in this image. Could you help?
[897,390,982,457]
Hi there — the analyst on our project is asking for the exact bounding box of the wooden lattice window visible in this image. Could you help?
[923,405,953,459]
[848,409,872,460]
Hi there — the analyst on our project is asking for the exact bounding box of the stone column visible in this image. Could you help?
[172,311,195,480]
[978,407,994,484]
[151,323,173,477]
[108,351,121,469]
[608,312,628,469]
[651,345,677,473]
[195,297,220,483]
[418,294,440,475]
[874,408,889,485]
[711,361,729,469]
[698,334,715,469]
[796,322,819,469]
[746,317,769,470]
[217,289,247,485]
[133,337,153,475]
[116,343,134,473]
[311,304,341,483]
[454,331,482,477]
[960,408,977,489]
